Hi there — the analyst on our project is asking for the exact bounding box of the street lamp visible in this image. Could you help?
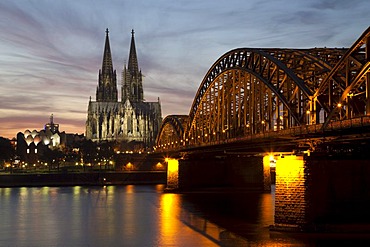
[337,103,342,119]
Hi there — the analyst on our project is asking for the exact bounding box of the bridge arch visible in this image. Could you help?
[155,27,370,149]
[186,47,347,145]
[155,115,189,150]
[313,26,370,128]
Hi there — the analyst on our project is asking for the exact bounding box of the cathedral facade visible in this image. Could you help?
[86,29,162,148]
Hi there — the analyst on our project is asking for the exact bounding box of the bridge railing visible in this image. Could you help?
[325,116,370,130]
[156,116,370,152]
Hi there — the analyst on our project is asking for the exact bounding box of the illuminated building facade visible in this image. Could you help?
[16,114,67,164]
[86,29,162,148]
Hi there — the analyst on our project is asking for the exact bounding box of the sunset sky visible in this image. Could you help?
[0,0,369,139]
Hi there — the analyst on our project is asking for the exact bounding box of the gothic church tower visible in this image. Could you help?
[122,30,143,103]
[96,29,118,102]
[86,29,162,149]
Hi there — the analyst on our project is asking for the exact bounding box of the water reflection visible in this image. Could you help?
[1,185,369,246]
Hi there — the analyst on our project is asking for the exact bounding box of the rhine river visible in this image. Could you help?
[0,184,369,246]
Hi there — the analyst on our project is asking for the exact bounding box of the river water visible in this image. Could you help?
[0,184,369,246]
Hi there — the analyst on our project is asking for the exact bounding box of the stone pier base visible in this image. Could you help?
[273,153,370,232]
[174,154,269,191]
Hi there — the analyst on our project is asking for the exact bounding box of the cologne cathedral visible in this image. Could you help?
[86,29,162,148]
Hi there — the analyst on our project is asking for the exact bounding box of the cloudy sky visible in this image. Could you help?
[0,0,369,138]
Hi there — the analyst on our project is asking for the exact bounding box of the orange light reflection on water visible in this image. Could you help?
[159,193,180,244]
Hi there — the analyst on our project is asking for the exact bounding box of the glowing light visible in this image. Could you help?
[269,154,275,161]
[337,103,342,108]
[276,155,304,185]
[274,155,306,224]
[306,110,310,114]
[167,158,179,189]
[269,154,276,168]
[155,162,163,170]
[126,162,133,170]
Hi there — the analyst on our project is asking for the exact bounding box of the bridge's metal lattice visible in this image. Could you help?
[156,27,370,149]
[155,115,189,150]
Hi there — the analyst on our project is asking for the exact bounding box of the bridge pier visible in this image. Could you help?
[166,154,271,191]
[273,153,370,232]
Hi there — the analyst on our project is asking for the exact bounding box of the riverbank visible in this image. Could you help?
[0,171,167,187]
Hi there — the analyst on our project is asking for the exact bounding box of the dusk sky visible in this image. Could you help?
[0,0,369,139]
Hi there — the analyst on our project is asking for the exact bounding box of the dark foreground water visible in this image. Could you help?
[1,185,369,247]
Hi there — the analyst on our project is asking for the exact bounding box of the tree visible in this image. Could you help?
[0,137,14,166]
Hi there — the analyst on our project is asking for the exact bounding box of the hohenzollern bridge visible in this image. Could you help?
[154,27,370,231]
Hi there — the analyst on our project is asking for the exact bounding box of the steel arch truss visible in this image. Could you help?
[186,49,329,145]
[313,27,370,127]
[155,115,189,150]
[155,27,370,150]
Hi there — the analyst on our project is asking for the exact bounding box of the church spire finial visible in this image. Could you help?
[128,29,139,76]
[96,28,118,102]
[122,30,143,103]
[101,28,114,79]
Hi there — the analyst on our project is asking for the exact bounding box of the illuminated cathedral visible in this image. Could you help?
[86,29,162,148]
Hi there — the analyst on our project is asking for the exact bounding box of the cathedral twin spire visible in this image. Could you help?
[96,29,117,102]
[96,28,143,103]
[122,29,143,103]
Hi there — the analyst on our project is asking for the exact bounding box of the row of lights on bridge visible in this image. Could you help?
[155,103,344,151]
[154,122,269,150]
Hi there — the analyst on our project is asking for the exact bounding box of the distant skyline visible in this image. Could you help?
[0,0,369,139]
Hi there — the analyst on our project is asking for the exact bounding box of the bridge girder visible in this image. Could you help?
[156,27,370,149]
[185,48,345,145]
[313,26,370,128]
[155,115,189,150]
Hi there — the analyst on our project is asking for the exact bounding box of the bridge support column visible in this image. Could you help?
[273,154,309,230]
[174,154,269,191]
[273,153,370,232]
[166,158,179,190]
